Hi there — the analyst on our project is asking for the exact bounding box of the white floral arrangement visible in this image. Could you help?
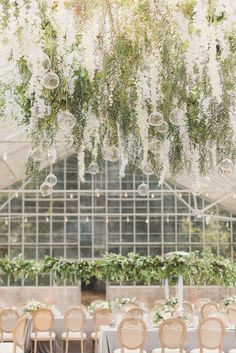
[23,300,47,314]
[153,299,189,326]
[88,300,113,311]
[23,299,61,317]
[114,297,137,306]
[223,295,236,308]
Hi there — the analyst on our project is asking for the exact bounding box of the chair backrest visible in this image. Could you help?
[93,308,112,332]
[120,303,138,312]
[159,318,186,350]
[32,308,54,332]
[64,307,85,332]
[0,309,19,333]
[67,304,87,314]
[196,298,212,309]
[112,311,132,322]
[198,317,225,351]
[227,307,236,325]
[211,311,230,327]
[118,318,147,351]
[128,308,144,318]
[201,302,219,319]
[13,315,28,350]
[183,301,193,312]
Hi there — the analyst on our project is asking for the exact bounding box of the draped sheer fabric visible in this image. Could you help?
[118,318,147,350]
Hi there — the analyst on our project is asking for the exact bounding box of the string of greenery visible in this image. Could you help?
[0,252,235,287]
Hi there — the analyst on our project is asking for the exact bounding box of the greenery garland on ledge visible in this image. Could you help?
[0,252,235,287]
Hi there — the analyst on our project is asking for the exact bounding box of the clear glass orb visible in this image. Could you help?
[65,134,74,148]
[142,161,154,175]
[169,108,185,126]
[103,145,120,162]
[40,181,53,197]
[45,173,57,187]
[57,110,76,131]
[27,53,51,75]
[191,182,201,196]
[30,147,43,161]
[88,162,99,175]
[137,182,149,196]
[149,139,161,154]
[148,111,164,126]
[220,158,233,172]
[41,71,59,89]
[156,120,169,133]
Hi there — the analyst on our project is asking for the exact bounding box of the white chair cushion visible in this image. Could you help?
[114,349,147,353]
[62,332,86,340]
[91,332,100,340]
[30,332,56,340]
[0,342,23,353]
[153,349,186,353]
[229,350,236,353]
[0,332,13,341]
[191,349,224,353]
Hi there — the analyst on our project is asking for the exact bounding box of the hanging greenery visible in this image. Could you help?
[0,251,236,287]
[0,0,236,189]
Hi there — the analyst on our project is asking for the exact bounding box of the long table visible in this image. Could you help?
[99,326,236,353]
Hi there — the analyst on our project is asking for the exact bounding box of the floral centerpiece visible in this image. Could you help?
[114,297,137,307]
[88,300,113,311]
[23,300,47,314]
[222,295,236,308]
[153,298,189,326]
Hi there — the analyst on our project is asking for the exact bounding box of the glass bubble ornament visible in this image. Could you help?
[88,162,99,175]
[149,139,161,154]
[156,120,168,133]
[27,53,51,75]
[40,181,53,197]
[142,161,154,175]
[45,173,57,187]
[103,145,120,162]
[137,182,149,196]
[57,110,76,131]
[42,71,59,89]
[30,147,44,161]
[169,108,185,126]
[191,182,201,196]
[220,158,233,173]
[149,111,164,126]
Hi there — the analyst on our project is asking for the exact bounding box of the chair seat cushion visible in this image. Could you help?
[62,332,86,340]
[114,349,147,353]
[0,342,23,353]
[31,331,56,340]
[0,332,13,341]
[191,349,225,353]
[229,350,236,353]
[91,332,100,340]
[153,349,186,353]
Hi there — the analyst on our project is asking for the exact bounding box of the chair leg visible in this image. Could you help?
[81,339,83,353]
[65,339,69,353]
[34,340,37,353]
[49,339,53,353]
[61,340,64,353]
[31,340,33,353]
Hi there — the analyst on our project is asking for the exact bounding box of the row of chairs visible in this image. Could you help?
[116,316,233,353]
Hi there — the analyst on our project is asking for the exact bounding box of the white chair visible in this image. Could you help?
[30,308,56,353]
[0,315,28,353]
[190,317,225,353]
[201,302,219,319]
[152,318,186,353]
[115,318,147,353]
[91,308,112,353]
[0,309,19,342]
[62,307,86,353]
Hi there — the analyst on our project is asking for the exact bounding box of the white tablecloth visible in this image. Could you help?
[99,326,236,353]
[25,315,94,353]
